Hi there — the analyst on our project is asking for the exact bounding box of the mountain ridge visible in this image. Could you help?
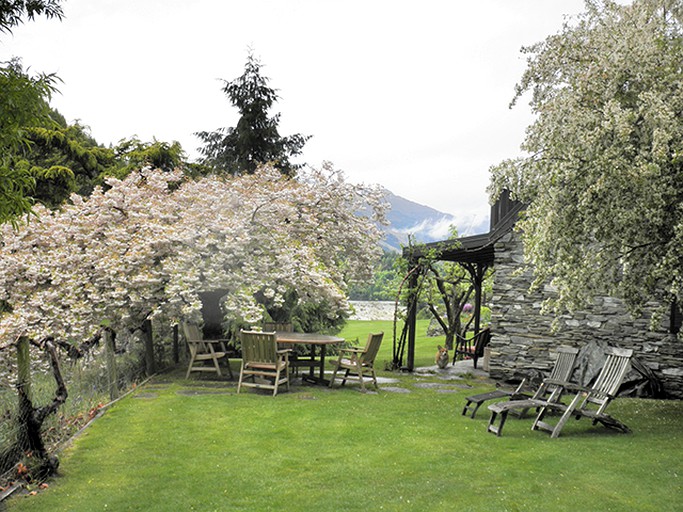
[380,189,488,252]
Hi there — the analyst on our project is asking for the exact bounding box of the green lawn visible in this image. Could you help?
[7,321,683,511]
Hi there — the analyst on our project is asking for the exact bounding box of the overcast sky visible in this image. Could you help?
[1,0,588,233]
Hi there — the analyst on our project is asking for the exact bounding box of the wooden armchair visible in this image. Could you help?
[181,322,233,379]
[329,332,384,391]
[237,330,290,396]
[452,327,491,369]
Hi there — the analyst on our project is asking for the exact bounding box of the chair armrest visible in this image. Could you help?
[339,348,365,355]
[277,348,292,354]
[542,379,589,393]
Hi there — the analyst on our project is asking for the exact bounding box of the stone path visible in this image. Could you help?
[133,359,492,397]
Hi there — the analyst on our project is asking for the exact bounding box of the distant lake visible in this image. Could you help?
[349,300,395,321]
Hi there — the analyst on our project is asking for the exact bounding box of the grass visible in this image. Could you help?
[6,320,683,511]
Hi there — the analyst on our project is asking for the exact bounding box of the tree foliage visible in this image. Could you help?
[488,0,683,321]
[0,0,63,33]
[348,251,402,300]
[0,59,61,225]
[195,51,310,176]
[0,163,385,349]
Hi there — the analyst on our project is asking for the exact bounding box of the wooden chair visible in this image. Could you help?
[265,321,307,376]
[487,347,633,437]
[329,332,384,391]
[531,347,634,437]
[263,322,293,332]
[237,330,290,396]
[181,322,233,379]
[462,346,579,419]
[452,327,491,369]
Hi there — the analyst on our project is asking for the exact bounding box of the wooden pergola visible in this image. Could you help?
[398,190,524,371]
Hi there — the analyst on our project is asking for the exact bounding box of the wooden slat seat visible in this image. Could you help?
[182,322,233,380]
[487,347,633,437]
[453,327,491,369]
[463,390,514,419]
[329,332,384,391]
[462,346,578,419]
[237,330,290,396]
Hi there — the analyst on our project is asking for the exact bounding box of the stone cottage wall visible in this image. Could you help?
[489,231,683,399]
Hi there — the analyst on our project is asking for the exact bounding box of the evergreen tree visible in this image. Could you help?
[195,52,310,176]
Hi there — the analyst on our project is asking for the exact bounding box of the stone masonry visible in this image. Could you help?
[489,231,683,399]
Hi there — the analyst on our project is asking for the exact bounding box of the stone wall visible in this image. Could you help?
[489,231,683,398]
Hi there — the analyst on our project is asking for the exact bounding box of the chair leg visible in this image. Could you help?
[186,348,197,379]
[357,361,365,391]
[329,364,340,387]
[341,368,350,387]
[273,367,280,397]
[487,409,509,436]
[224,357,234,380]
[237,363,245,394]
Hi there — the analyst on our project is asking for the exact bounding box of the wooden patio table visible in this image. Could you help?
[275,332,344,385]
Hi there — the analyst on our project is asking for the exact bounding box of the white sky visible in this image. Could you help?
[0,0,588,231]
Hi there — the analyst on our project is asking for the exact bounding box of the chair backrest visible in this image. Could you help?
[548,346,580,382]
[473,328,491,357]
[360,332,384,365]
[587,347,633,406]
[263,322,293,332]
[182,322,203,342]
[240,330,278,364]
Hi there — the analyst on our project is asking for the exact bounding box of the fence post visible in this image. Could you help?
[17,336,31,399]
[142,319,156,376]
[104,329,119,400]
[172,324,179,364]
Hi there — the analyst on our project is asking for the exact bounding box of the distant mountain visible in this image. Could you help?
[380,189,489,252]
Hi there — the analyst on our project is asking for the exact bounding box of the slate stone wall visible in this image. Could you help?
[489,231,683,399]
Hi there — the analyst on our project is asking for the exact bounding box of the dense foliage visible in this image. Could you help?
[489,0,683,321]
[0,0,63,33]
[0,1,66,225]
[0,59,62,225]
[195,51,310,176]
[348,251,402,301]
[0,163,385,355]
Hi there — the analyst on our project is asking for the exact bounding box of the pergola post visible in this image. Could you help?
[406,267,419,372]
[473,263,486,335]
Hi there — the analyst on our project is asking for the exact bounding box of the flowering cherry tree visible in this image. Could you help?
[488,0,683,322]
[0,162,385,350]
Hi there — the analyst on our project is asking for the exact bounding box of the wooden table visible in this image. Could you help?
[276,332,344,385]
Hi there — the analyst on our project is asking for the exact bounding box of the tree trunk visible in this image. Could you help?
[13,339,66,480]
[142,319,156,375]
[104,329,119,400]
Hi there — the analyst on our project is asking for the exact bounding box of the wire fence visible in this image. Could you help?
[0,320,184,487]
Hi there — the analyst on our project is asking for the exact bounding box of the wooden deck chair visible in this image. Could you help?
[181,322,233,379]
[487,347,633,437]
[237,330,290,396]
[329,332,384,391]
[531,347,634,438]
[462,346,578,419]
[452,327,491,369]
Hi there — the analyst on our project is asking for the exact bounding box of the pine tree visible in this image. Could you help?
[195,52,310,176]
